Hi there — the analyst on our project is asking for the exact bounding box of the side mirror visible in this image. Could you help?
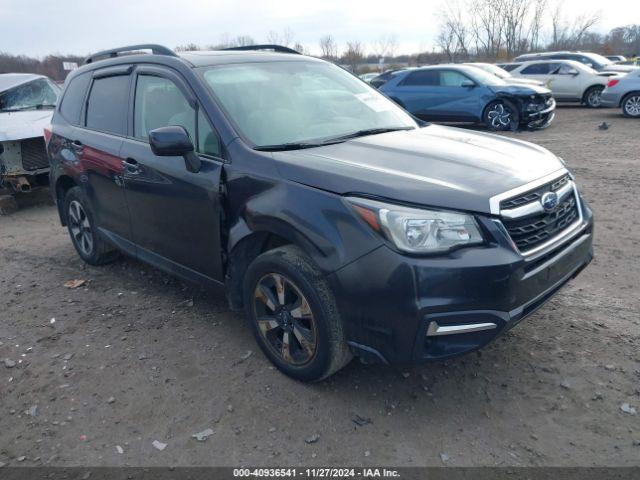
[461,80,476,88]
[149,126,201,173]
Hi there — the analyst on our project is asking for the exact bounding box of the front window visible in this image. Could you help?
[0,78,59,112]
[200,61,417,149]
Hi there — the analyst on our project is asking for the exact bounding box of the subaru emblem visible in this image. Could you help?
[541,191,558,212]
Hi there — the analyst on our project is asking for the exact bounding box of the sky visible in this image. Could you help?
[1,0,639,57]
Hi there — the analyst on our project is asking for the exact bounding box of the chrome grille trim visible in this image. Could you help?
[490,171,585,257]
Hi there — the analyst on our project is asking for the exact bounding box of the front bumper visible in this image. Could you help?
[522,98,556,129]
[329,199,593,365]
[600,91,622,108]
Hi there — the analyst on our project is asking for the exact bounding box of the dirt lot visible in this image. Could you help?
[1,106,639,468]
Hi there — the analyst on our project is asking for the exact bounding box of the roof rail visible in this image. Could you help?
[84,44,177,64]
[222,44,300,55]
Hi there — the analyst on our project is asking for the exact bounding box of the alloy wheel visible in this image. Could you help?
[624,95,640,116]
[587,89,602,107]
[487,103,512,129]
[68,200,94,256]
[253,273,318,366]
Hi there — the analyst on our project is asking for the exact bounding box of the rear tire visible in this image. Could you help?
[483,100,519,131]
[244,245,352,382]
[583,86,604,108]
[64,187,119,266]
[621,93,640,118]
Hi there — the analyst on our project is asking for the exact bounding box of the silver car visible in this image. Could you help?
[601,70,640,118]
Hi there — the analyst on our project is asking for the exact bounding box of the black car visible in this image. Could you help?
[47,44,594,381]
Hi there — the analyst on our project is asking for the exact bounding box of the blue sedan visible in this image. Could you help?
[378,65,556,131]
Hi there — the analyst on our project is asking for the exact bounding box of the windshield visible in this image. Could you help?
[463,67,507,86]
[0,78,60,112]
[586,53,613,67]
[470,63,511,79]
[200,61,417,148]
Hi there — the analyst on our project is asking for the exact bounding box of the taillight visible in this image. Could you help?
[607,79,619,88]
[43,126,52,146]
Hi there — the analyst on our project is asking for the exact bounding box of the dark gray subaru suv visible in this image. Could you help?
[47,44,593,381]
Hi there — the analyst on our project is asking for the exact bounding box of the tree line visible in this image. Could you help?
[1,11,639,81]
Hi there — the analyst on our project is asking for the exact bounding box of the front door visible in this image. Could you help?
[120,67,225,282]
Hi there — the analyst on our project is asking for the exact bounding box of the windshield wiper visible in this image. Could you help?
[1,104,55,112]
[319,126,415,144]
[254,142,326,152]
[254,126,416,152]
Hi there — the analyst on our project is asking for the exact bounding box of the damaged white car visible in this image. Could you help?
[0,73,60,193]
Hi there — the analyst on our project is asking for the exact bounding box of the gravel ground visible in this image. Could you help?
[0,106,639,468]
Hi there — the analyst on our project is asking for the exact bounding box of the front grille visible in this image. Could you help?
[500,173,569,210]
[21,137,49,171]
[500,174,579,253]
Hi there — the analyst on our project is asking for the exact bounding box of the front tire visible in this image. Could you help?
[583,86,604,108]
[621,93,640,118]
[483,100,519,131]
[64,187,118,266]
[244,245,352,382]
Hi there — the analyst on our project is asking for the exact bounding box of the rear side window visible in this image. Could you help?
[59,72,91,125]
[401,70,439,86]
[521,63,552,75]
[86,75,129,135]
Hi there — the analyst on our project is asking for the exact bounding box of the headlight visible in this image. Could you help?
[347,197,483,254]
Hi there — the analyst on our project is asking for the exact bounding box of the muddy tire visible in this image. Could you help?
[244,245,352,382]
[64,187,119,266]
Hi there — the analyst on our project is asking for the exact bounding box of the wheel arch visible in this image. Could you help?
[55,175,78,226]
[582,84,605,103]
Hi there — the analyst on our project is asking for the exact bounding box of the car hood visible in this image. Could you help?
[490,83,551,96]
[0,110,53,142]
[273,125,564,214]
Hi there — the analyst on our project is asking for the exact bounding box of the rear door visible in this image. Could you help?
[389,70,440,118]
[120,66,224,282]
[79,66,133,241]
[516,63,553,89]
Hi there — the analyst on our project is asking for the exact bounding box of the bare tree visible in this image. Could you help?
[266,28,295,47]
[319,35,338,60]
[436,0,469,61]
[372,34,398,60]
[343,41,364,73]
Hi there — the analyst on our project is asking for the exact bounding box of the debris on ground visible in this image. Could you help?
[352,414,372,427]
[598,122,609,130]
[107,397,116,404]
[560,380,572,390]
[176,299,194,308]
[192,428,215,442]
[16,456,26,462]
[305,434,320,444]
[25,405,38,417]
[64,279,87,289]
[3,359,16,368]
[115,445,123,454]
[620,403,637,415]
[440,452,450,463]
[152,440,167,451]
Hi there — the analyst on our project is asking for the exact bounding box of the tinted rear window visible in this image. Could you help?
[521,63,552,75]
[86,75,129,135]
[401,70,439,86]
[59,72,91,125]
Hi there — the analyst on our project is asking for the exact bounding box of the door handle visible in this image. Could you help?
[122,157,140,175]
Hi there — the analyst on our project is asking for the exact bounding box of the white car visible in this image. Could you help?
[464,62,545,87]
[0,73,59,193]
[509,60,618,107]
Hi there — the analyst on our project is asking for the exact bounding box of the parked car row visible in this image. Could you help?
[366,50,640,126]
